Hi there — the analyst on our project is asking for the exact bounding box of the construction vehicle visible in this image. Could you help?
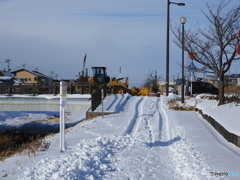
[131,86,149,96]
[77,54,110,84]
[108,77,132,94]
[92,66,110,84]
[77,54,148,96]
[108,77,149,96]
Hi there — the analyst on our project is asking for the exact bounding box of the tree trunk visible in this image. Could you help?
[218,73,225,106]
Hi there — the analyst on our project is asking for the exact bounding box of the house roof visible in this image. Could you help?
[0,71,14,77]
[229,74,240,78]
[11,69,50,79]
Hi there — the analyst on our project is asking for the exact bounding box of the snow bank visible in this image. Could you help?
[171,94,240,136]
[19,135,134,180]
[194,95,240,136]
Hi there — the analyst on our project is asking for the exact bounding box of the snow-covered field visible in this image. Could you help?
[0,94,240,179]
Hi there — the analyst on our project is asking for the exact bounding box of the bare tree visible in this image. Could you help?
[173,0,240,105]
[144,70,160,94]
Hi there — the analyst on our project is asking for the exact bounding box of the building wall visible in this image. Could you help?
[159,81,176,93]
[14,71,38,84]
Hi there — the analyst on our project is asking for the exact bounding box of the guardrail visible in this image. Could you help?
[0,83,94,95]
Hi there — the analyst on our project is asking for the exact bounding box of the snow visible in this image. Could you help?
[0,94,240,179]
[0,94,91,99]
[195,95,240,136]
[0,77,12,80]
[178,94,240,136]
[0,112,58,125]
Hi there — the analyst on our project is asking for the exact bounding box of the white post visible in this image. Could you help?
[60,81,67,152]
[60,105,65,152]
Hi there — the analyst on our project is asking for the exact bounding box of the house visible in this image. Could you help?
[159,80,176,94]
[202,75,219,86]
[0,71,15,85]
[202,74,240,87]
[11,69,52,85]
[224,74,240,86]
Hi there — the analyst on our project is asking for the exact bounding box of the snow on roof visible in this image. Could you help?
[0,71,14,77]
[11,69,50,79]
[229,74,240,78]
[32,70,50,79]
[0,76,13,80]
[14,79,24,84]
[3,71,13,77]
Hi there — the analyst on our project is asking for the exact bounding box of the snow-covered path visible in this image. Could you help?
[103,96,214,179]
[1,95,240,179]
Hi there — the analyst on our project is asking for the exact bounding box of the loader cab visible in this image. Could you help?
[92,66,110,84]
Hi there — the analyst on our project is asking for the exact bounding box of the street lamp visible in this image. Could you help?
[166,0,185,96]
[180,16,186,103]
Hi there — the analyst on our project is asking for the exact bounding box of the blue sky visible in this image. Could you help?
[0,0,239,87]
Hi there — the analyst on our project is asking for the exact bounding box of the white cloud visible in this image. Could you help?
[0,0,238,86]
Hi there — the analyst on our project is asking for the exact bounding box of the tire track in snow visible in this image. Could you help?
[110,97,170,179]
[141,97,159,147]
[159,96,214,180]
[144,114,154,146]
[144,97,163,147]
[155,98,163,141]
[114,94,124,112]
[159,97,171,141]
[106,94,118,111]
[132,97,162,147]
[124,97,144,135]
[129,97,159,148]
[116,95,131,113]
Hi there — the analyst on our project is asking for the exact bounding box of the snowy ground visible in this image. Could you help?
[0,94,240,179]
[175,94,240,136]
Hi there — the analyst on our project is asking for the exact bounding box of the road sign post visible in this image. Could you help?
[187,62,197,95]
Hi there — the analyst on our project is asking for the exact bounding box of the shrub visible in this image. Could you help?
[0,131,51,161]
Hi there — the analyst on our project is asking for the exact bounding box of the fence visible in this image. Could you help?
[0,83,94,95]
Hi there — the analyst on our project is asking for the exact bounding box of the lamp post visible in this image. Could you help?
[166,1,185,96]
[180,16,186,103]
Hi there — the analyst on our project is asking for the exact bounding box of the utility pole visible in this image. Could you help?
[82,53,87,77]
[180,16,187,103]
[5,59,11,71]
[119,66,122,79]
[165,1,185,96]
[22,63,26,69]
